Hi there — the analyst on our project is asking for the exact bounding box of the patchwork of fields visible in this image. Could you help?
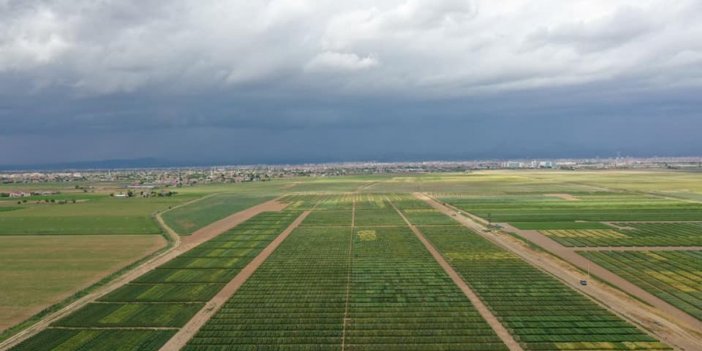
[4,171,702,350]
[10,211,301,351]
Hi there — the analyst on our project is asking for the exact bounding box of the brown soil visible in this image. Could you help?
[389,199,524,351]
[159,210,309,351]
[416,193,702,351]
[0,198,286,351]
[545,193,579,201]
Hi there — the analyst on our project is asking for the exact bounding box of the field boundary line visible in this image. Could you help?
[574,246,702,251]
[387,197,524,351]
[341,198,355,351]
[0,198,287,351]
[417,192,702,351]
[159,210,310,351]
[499,222,702,331]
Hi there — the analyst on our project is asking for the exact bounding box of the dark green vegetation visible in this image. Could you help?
[185,195,507,350]
[11,211,300,351]
[417,224,670,350]
[10,329,175,351]
[582,251,702,321]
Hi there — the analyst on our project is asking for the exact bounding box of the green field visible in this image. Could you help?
[582,250,702,321]
[4,171,702,349]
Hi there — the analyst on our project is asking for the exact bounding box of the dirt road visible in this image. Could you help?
[0,198,286,351]
[416,193,702,351]
[500,222,702,332]
[389,199,524,351]
[160,210,309,351]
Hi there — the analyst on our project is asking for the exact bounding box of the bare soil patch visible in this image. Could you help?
[545,193,579,201]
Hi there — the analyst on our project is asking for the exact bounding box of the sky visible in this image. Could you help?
[1,0,701,166]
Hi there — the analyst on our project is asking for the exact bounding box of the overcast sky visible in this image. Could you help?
[1,0,701,166]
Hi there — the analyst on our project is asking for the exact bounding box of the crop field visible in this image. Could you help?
[582,251,702,321]
[5,171,702,350]
[438,193,702,224]
[541,222,702,247]
[162,192,279,235]
[417,223,671,350]
[185,195,508,350]
[11,211,301,350]
[0,195,199,235]
[0,235,164,332]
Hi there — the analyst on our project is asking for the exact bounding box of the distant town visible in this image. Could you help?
[1,157,701,187]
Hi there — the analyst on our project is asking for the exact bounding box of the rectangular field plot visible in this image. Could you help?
[354,209,405,226]
[54,302,204,328]
[439,194,702,223]
[346,226,507,351]
[542,222,702,247]
[582,251,702,321]
[12,211,302,350]
[301,210,353,226]
[184,226,351,350]
[10,329,175,351]
[418,225,671,351]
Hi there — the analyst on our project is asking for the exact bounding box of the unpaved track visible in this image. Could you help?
[0,198,286,351]
[160,210,309,351]
[388,199,523,351]
[416,193,702,351]
[574,246,702,252]
[500,222,702,332]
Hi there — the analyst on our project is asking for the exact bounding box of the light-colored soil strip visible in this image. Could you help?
[417,193,702,351]
[388,200,524,351]
[545,193,579,201]
[340,199,356,351]
[159,210,310,351]
[499,222,702,332]
[0,198,286,351]
[574,246,702,252]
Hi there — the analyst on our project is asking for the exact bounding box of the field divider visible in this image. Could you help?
[387,198,524,351]
[417,192,702,351]
[159,210,311,351]
[341,198,355,351]
[0,198,288,351]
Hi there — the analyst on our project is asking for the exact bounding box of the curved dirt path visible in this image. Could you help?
[0,198,286,351]
[389,200,523,351]
[416,193,702,351]
[160,210,309,351]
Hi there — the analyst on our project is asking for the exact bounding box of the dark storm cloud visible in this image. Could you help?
[1,0,701,165]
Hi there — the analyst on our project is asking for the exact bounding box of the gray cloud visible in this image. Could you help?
[0,0,701,165]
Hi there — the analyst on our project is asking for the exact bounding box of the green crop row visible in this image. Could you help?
[582,250,702,321]
[12,211,302,350]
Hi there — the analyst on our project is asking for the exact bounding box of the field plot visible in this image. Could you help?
[162,192,278,235]
[414,223,670,350]
[0,195,195,235]
[10,329,175,351]
[0,235,164,332]
[439,193,702,224]
[582,251,702,321]
[541,223,702,247]
[11,211,300,351]
[347,226,507,350]
[184,225,351,350]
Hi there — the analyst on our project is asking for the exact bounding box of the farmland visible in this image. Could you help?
[582,250,702,321]
[0,235,164,332]
[2,170,702,350]
[10,211,302,350]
